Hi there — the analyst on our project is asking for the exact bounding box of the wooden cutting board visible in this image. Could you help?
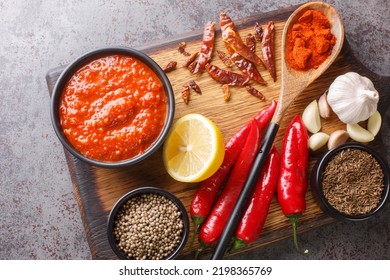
[46,4,390,259]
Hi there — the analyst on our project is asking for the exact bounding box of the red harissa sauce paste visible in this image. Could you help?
[59,54,167,162]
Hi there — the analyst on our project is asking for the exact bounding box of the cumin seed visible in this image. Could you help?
[321,148,384,216]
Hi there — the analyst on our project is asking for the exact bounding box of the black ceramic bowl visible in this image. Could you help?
[311,143,390,221]
[50,47,175,168]
[107,186,189,260]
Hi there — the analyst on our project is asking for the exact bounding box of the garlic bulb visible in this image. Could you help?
[327,72,379,124]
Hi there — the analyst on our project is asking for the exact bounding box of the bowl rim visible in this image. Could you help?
[311,142,390,221]
[50,47,175,168]
[106,186,189,260]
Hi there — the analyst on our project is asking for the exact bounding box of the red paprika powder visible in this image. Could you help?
[286,10,336,71]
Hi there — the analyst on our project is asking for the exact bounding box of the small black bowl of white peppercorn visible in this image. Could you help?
[107,186,189,260]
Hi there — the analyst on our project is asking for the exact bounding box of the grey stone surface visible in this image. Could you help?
[0,0,389,259]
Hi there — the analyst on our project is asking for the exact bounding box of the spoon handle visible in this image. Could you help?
[210,122,280,259]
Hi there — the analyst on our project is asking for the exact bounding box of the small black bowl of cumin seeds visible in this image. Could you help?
[311,143,390,221]
[107,187,189,260]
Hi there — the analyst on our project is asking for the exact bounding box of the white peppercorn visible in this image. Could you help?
[113,193,184,260]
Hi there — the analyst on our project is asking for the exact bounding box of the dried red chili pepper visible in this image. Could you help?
[181,84,190,104]
[199,120,261,245]
[261,21,276,81]
[222,84,230,101]
[220,12,264,67]
[277,114,309,255]
[245,33,256,53]
[190,100,276,231]
[187,60,197,73]
[254,22,263,41]
[217,50,234,68]
[205,64,249,86]
[231,146,280,250]
[219,13,266,84]
[178,41,190,56]
[231,53,266,85]
[188,80,202,94]
[219,12,240,41]
[182,52,199,67]
[162,61,177,73]
[193,21,216,74]
[245,85,265,100]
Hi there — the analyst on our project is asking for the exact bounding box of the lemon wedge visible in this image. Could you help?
[163,113,225,182]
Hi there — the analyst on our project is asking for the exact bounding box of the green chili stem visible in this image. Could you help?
[190,216,204,251]
[229,237,247,252]
[287,214,308,255]
[189,227,197,252]
[194,241,207,259]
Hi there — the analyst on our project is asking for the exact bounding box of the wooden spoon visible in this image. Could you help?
[273,1,344,123]
[211,1,344,260]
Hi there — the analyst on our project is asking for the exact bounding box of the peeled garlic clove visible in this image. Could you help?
[318,91,331,119]
[367,110,382,136]
[309,132,329,151]
[302,100,321,134]
[346,123,374,143]
[327,130,349,150]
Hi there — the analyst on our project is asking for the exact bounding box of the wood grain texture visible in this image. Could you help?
[46,4,390,259]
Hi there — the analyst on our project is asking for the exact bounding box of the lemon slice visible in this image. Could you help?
[163,113,225,182]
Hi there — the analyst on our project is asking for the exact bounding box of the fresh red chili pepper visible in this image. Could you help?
[205,63,250,86]
[190,100,277,230]
[199,120,261,245]
[277,114,309,255]
[231,146,280,250]
[193,21,216,74]
[253,99,277,128]
[261,21,276,81]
